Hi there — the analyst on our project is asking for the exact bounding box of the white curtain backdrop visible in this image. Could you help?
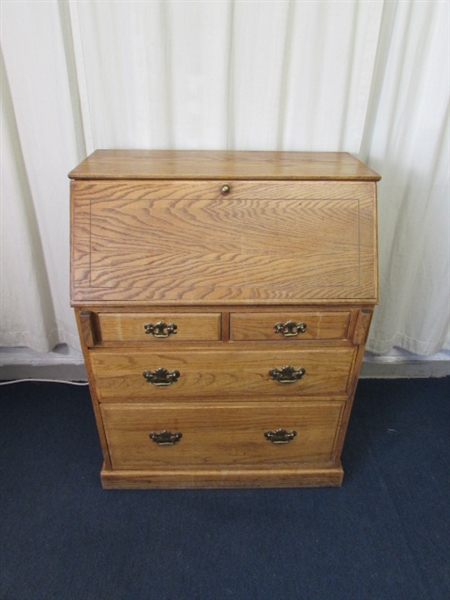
[1,0,449,356]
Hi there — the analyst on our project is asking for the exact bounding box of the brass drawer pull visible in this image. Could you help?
[220,184,231,195]
[150,430,182,446]
[144,321,177,338]
[274,320,307,337]
[264,429,297,444]
[269,365,306,383]
[143,368,180,386]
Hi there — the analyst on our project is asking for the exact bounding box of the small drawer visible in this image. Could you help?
[97,312,221,342]
[90,345,356,401]
[101,401,345,470]
[230,311,352,341]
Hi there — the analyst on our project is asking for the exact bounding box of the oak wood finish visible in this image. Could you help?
[70,151,379,489]
[79,311,96,347]
[101,401,345,470]
[230,310,352,341]
[69,150,380,181]
[100,465,345,489]
[70,180,377,304]
[97,312,221,343]
[89,346,356,401]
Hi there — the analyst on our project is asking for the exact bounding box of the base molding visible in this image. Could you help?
[100,463,344,489]
[361,350,450,378]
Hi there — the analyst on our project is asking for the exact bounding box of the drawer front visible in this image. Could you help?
[230,311,352,341]
[90,346,356,401]
[71,180,377,304]
[97,312,221,342]
[101,401,345,470]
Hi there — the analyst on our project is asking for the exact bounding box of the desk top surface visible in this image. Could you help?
[69,150,381,182]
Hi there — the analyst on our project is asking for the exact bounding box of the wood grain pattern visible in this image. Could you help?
[70,151,379,489]
[79,311,96,347]
[71,179,374,200]
[97,312,221,342]
[70,191,90,289]
[71,181,377,305]
[101,401,345,470]
[353,309,374,345]
[69,150,380,181]
[100,464,344,489]
[230,310,352,341]
[69,150,381,181]
[74,308,112,469]
[90,345,356,401]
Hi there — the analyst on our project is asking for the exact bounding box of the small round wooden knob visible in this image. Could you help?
[221,184,230,195]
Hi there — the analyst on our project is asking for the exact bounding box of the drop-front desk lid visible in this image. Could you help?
[70,151,379,306]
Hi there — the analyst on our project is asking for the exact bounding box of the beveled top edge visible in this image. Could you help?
[68,150,381,181]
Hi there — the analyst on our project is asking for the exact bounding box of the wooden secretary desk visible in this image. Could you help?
[69,150,380,489]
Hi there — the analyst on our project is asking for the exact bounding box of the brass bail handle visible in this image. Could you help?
[149,430,182,446]
[269,365,306,383]
[144,321,177,338]
[143,367,180,386]
[264,429,297,444]
[274,321,307,337]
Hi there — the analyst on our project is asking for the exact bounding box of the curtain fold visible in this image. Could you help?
[1,0,448,356]
[360,0,450,355]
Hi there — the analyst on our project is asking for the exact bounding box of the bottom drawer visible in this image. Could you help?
[101,401,345,470]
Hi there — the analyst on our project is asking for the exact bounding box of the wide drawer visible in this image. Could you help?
[97,312,221,342]
[101,401,345,470]
[230,310,352,341]
[90,346,356,401]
